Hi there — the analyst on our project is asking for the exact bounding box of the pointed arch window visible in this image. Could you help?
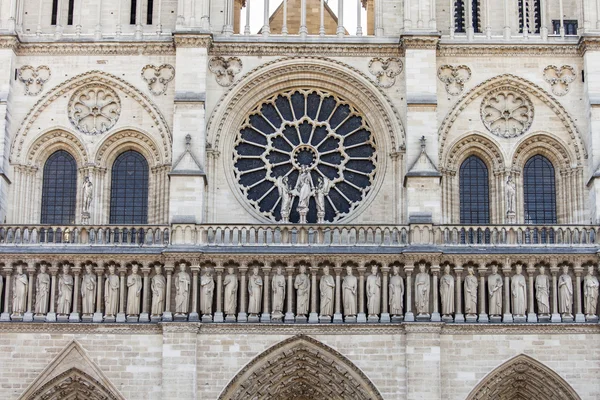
[41,150,78,224]
[459,155,490,224]
[524,155,556,224]
[109,151,149,224]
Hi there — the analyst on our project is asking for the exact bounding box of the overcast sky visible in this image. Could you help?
[240,0,366,35]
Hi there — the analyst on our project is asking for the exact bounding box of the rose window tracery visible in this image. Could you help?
[68,84,121,135]
[481,87,533,138]
[233,89,377,223]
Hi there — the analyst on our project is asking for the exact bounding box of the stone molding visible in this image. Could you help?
[16,41,175,56]
[443,133,504,172]
[209,41,403,57]
[402,36,439,50]
[438,43,579,57]
[173,34,212,48]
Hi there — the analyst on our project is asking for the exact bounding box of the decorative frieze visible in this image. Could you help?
[437,65,471,96]
[208,56,242,87]
[368,57,403,88]
[68,84,121,135]
[141,64,175,95]
[543,65,576,96]
[17,65,51,96]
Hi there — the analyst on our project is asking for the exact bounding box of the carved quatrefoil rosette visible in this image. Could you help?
[437,65,471,96]
[68,84,121,135]
[208,56,243,87]
[233,89,377,223]
[18,65,51,96]
[368,58,403,88]
[141,64,175,95]
[480,87,534,138]
[543,65,576,96]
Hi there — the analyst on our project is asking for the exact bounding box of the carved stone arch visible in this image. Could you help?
[511,132,574,171]
[444,132,505,172]
[18,341,125,400]
[218,335,384,400]
[26,128,90,167]
[466,354,581,400]
[438,74,586,165]
[95,128,164,168]
[10,70,172,165]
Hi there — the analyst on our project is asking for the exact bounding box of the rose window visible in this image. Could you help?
[68,84,121,135]
[233,89,377,223]
[481,87,533,138]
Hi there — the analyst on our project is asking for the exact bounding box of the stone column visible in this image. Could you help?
[477,265,489,323]
[116,266,127,323]
[92,265,104,323]
[357,264,367,323]
[454,264,464,323]
[502,265,513,323]
[574,262,585,322]
[526,264,537,323]
[163,263,174,322]
[333,263,343,323]
[237,265,248,322]
[189,264,200,322]
[139,264,151,323]
[550,263,561,322]
[0,265,12,321]
[214,263,224,323]
[380,265,391,323]
[285,265,295,323]
[308,266,319,323]
[69,265,81,322]
[23,263,34,322]
[406,324,442,400]
[405,264,415,322]
[261,265,271,323]
[430,264,441,322]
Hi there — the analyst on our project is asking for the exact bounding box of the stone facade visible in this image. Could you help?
[0,0,598,399]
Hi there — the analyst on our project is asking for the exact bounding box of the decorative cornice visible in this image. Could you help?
[0,35,18,51]
[173,34,212,48]
[0,323,161,334]
[438,43,579,57]
[578,36,600,55]
[16,41,175,56]
[198,323,404,335]
[209,41,402,57]
[442,323,600,335]
[402,36,439,50]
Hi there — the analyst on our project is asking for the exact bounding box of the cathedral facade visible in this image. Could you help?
[0,0,598,399]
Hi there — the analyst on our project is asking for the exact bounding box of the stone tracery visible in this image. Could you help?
[480,87,533,138]
[68,84,121,135]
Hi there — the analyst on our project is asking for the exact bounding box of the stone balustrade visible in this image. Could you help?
[0,256,598,324]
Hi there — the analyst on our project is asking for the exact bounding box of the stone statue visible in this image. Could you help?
[223,267,238,316]
[440,265,454,316]
[34,264,50,315]
[248,266,263,315]
[276,176,294,223]
[104,265,120,317]
[342,266,357,316]
[294,264,310,316]
[464,267,478,315]
[57,265,73,315]
[366,266,381,316]
[511,264,527,316]
[271,266,285,319]
[82,176,93,214]
[294,165,314,223]
[488,264,503,316]
[319,266,335,317]
[81,264,96,315]
[415,263,430,315]
[151,265,166,316]
[200,268,215,315]
[389,266,404,316]
[0,275,3,311]
[175,263,191,314]
[535,266,550,315]
[12,265,28,315]
[584,265,599,317]
[506,175,516,214]
[558,265,573,315]
[315,177,331,223]
[126,264,142,316]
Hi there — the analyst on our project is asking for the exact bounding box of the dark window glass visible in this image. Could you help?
[459,155,490,224]
[51,0,59,25]
[130,0,137,24]
[552,20,578,35]
[41,150,77,224]
[524,155,557,224]
[519,0,542,33]
[110,151,149,224]
[454,1,480,33]
[147,0,154,25]
[67,0,75,25]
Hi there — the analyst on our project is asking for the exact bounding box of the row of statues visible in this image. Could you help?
[0,262,598,323]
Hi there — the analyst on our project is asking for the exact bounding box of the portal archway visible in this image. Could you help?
[218,335,384,400]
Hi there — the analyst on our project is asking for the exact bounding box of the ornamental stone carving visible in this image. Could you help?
[175,263,191,315]
[34,264,50,315]
[319,266,335,317]
[104,265,119,318]
[389,266,404,317]
[368,57,403,88]
[543,65,576,96]
[511,264,527,316]
[366,266,381,316]
[294,264,310,316]
[12,264,28,316]
[150,265,166,317]
[126,264,142,316]
[224,267,238,317]
[234,89,377,223]
[488,264,503,316]
[464,266,478,316]
[584,266,599,319]
[558,265,573,317]
[248,266,263,315]
[271,267,286,320]
[18,65,51,96]
[342,266,358,317]
[208,56,242,87]
[437,65,471,95]
[57,265,73,315]
[68,84,121,135]
[415,263,430,316]
[141,64,175,95]
[440,265,454,316]
[481,87,533,138]
[535,266,550,315]
[200,268,215,316]
[81,264,96,316]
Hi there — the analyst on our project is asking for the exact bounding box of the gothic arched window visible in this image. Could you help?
[41,150,78,224]
[459,155,490,224]
[109,150,149,224]
[523,155,556,224]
